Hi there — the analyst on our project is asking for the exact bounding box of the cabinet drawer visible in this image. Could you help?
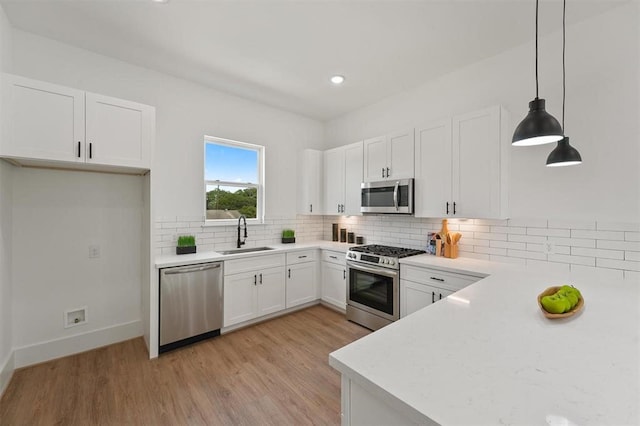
[225,253,286,276]
[400,264,481,292]
[322,250,345,265]
[286,249,317,265]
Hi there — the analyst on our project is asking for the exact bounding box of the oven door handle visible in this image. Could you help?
[346,261,398,278]
[393,181,399,211]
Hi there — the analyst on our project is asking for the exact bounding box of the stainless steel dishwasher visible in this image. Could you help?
[159,261,223,353]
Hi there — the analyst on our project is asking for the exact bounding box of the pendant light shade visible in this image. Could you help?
[512,98,564,146]
[546,138,582,168]
[512,0,563,147]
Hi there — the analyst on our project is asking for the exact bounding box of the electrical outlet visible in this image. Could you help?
[89,244,100,258]
[543,242,555,254]
[64,307,88,328]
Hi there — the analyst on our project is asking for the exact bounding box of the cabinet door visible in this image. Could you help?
[415,119,452,217]
[223,271,258,327]
[343,141,364,215]
[321,261,346,310]
[297,149,323,215]
[324,147,345,214]
[453,106,507,219]
[363,135,387,182]
[85,92,153,169]
[387,129,415,180]
[286,262,317,308]
[400,280,453,318]
[257,266,286,317]
[1,74,85,162]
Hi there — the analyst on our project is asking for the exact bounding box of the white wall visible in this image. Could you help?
[0,3,14,394]
[325,3,640,223]
[11,169,144,366]
[10,30,325,221]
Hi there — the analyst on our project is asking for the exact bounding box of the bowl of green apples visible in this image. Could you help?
[538,285,584,319]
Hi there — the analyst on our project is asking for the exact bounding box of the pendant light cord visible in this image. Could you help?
[535,0,539,98]
[562,0,566,131]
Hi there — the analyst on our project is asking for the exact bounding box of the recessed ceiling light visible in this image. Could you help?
[152,0,169,3]
[330,75,345,85]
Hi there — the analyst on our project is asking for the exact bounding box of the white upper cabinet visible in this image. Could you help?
[324,141,363,215]
[1,73,154,172]
[414,119,452,218]
[85,92,153,169]
[363,129,414,182]
[1,74,85,163]
[415,105,509,219]
[297,149,324,215]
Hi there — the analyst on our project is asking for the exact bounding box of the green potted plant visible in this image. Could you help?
[281,229,295,244]
[176,235,196,255]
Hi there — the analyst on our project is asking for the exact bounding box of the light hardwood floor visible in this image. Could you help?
[0,305,370,426]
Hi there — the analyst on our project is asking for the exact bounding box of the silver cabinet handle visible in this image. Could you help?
[259,273,263,284]
[432,291,435,303]
[343,270,346,279]
[337,203,340,213]
[164,263,221,275]
[386,167,390,177]
[288,268,291,279]
[298,255,307,259]
[430,276,445,282]
[329,255,338,259]
[310,204,313,213]
[254,274,257,285]
[382,167,385,178]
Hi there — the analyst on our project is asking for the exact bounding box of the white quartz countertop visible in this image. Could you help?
[399,253,516,277]
[154,240,356,268]
[329,268,640,425]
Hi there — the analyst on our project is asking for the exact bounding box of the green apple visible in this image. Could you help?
[556,287,579,308]
[541,294,571,314]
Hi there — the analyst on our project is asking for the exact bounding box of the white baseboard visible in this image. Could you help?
[0,350,15,398]
[14,320,143,368]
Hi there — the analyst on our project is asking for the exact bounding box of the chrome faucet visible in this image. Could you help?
[237,215,248,248]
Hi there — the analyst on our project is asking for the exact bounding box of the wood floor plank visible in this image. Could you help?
[0,305,369,425]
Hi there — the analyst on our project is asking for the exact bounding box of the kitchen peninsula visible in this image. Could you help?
[329,263,640,425]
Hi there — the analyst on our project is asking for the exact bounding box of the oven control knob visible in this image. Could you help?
[390,260,396,265]
[383,258,389,264]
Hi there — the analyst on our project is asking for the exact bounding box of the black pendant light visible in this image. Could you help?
[546,0,582,167]
[512,0,564,146]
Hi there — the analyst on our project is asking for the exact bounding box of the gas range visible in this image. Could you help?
[346,244,426,270]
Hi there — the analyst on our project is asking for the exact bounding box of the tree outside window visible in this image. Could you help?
[204,136,264,223]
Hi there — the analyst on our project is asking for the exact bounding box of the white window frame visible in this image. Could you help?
[204,135,265,226]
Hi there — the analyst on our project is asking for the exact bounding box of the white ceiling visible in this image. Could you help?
[0,0,626,121]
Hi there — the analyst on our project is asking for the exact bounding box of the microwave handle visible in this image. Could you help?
[393,181,399,211]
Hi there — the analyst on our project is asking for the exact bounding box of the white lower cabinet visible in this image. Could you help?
[223,254,286,327]
[400,264,483,317]
[321,250,347,310]
[286,250,318,308]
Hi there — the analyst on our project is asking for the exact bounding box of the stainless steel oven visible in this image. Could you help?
[346,261,399,330]
[345,245,425,330]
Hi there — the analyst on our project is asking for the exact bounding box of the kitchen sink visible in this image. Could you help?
[216,246,275,255]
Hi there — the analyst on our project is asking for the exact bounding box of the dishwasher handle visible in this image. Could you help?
[163,263,222,275]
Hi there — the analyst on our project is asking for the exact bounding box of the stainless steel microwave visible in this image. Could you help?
[361,179,414,214]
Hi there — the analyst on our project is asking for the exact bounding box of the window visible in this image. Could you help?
[204,136,264,223]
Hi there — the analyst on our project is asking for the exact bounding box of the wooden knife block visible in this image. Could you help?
[444,243,458,259]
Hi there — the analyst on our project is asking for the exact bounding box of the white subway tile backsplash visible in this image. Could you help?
[571,247,624,260]
[491,226,526,235]
[571,230,625,240]
[546,237,595,248]
[508,218,547,228]
[547,219,596,230]
[596,222,640,232]
[625,251,640,262]
[548,254,595,266]
[596,240,640,252]
[597,258,640,272]
[507,249,547,261]
[527,228,570,237]
[490,240,526,250]
[625,232,640,242]
[508,234,547,244]
[153,215,640,277]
